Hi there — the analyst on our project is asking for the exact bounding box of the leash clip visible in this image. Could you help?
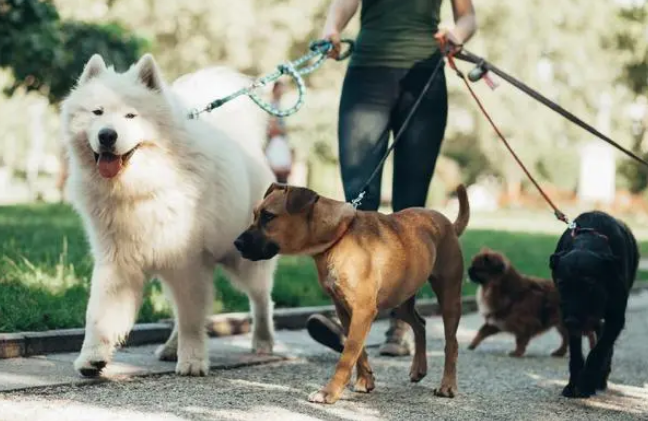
[468,61,499,90]
[350,191,365,209]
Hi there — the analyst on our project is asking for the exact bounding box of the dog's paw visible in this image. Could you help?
[508,350,524,358]
[155,344,178,362]
[596,378,608,391]
[74,348,111,378]
[308,388,340,404]
[175,357,209,376]
[562,382,594,399]
[433,383,457,398]
[595,372,609,391]
[252,336,274,355]
[467,343,477,351]
[74,357,107,378]
[409,365,427,383]
[353,374,375,393]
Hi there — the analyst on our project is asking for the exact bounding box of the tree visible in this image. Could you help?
[614,2,648,193]
[0,0,147,104]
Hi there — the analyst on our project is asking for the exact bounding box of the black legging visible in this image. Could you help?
[338,53,448,211]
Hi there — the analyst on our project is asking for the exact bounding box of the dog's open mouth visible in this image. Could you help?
[94,145,140,179]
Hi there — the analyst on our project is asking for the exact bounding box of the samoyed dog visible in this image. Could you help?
[60,53,278,377]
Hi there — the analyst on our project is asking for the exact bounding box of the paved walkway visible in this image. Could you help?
[1,291,647,421]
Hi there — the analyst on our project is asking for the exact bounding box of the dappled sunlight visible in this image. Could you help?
[0,372,55,390]
[0,400,189,421]
[227,378,302,393]
[526,372,648,415]
[183,405,331,421]
[301,399,383,421]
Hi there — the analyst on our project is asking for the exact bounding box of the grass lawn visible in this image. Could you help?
[0,203,646,333]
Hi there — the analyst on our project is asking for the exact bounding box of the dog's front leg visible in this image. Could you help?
[562,331,585,398]
[308,308,377,404]
[75,264,145,377]
[160,264,214,376]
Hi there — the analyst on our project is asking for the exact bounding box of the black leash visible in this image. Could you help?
[454,49,648,169]
[350,57,446,208]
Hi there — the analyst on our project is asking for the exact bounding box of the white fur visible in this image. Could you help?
[61,53,278,377]
[475,286,506,330]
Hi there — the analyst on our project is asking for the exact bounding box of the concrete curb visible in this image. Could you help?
[2,284,646,360]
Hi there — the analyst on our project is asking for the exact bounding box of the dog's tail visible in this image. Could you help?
[453,184,470,237]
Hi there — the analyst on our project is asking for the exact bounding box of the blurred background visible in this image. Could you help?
[1,0,648,332]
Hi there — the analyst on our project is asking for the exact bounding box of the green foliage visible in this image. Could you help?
[0,0,147,104]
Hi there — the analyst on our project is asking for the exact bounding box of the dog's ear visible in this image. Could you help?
[549,251,565,271]
[78,54,106,85]
[134,54,164,91]
[285,187,319,214]
[263,182,285,198]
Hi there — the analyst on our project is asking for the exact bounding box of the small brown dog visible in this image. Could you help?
[467,248,597,357]
[234,183,470,404]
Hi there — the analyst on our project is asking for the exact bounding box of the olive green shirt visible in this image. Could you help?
[350,0,443,68]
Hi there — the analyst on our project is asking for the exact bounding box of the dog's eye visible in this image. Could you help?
[125,113,137,119]
[92,108,104,116]
[260,210,275,225]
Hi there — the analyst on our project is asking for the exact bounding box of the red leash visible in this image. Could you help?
[441,42,571,226]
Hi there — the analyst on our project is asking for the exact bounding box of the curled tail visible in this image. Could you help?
[453,184,470,236]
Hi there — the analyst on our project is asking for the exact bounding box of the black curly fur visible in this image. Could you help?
[549,211,638,399]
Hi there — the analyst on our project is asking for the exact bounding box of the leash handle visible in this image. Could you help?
[309,38,355,61]
[453,49,648,170]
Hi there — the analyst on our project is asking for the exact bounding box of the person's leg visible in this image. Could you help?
[380,56,449,357]
[338,66,399,210]
[306,65,400,353]
[391,56,448,212]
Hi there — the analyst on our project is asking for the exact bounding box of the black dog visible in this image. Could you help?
[549,211,638,398]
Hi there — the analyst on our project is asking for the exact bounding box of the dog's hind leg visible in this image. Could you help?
[154,282,179,361]
[509,335,531,357]
[159,264,214,376]
[394,296,428,383]
[429,271,462,398]
[221,254,276,354]
[75,265,145,377]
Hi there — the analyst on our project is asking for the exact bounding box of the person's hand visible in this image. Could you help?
[434,27,462,56]
[321,28,342,59]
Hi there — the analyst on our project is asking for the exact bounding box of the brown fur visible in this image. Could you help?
[237,183,470,404]
[467,248,598,357]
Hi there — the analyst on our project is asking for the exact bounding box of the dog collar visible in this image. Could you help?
[570,226,608,241]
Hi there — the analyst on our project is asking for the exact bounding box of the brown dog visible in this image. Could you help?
[467,248,598,357]
[234,183,470,404]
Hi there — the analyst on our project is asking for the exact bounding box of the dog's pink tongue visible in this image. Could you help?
[97,154,123,179]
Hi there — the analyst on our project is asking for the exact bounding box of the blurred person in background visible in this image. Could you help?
[306,0,477,357]
[265,81,294,184]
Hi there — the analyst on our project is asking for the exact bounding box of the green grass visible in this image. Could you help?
[0,203,646,333]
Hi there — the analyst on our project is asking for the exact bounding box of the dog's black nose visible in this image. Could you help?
[98,128,118,148]
[234,234,247,252]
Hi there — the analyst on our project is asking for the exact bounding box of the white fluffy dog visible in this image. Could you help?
[60,53,278,377]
